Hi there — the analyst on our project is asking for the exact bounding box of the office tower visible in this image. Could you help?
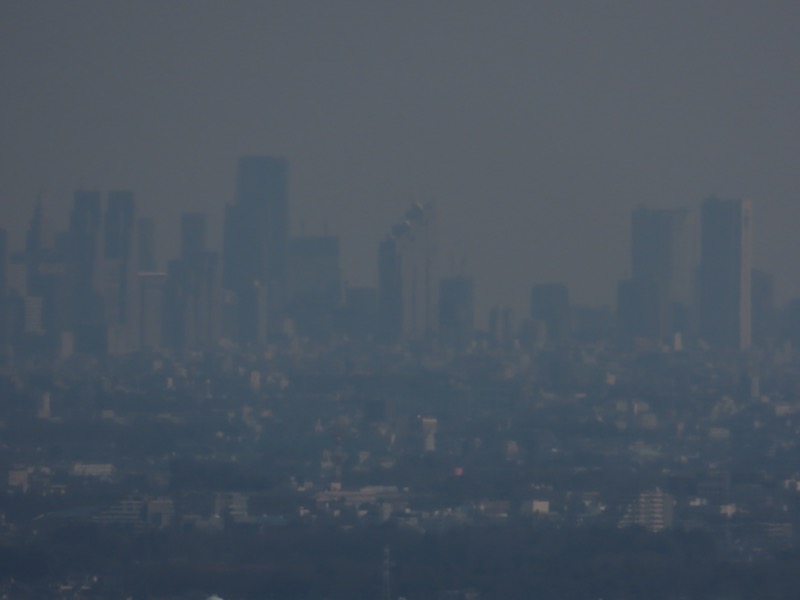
[181,212,207,261]
[104,191,135,260]
[222,156,289,343]
[137,217,156,272]
[163,256,220,350]
[23,199,53,296]
[630,207,690,295]
[23,201,43,292]
[99,191,139,354]
[378,239,403,342]
[378,203,437,343]
[286,235,342,339]
[69,191,104,352]
[438,275,474,348]
[162,260,188,350]
[185,251,221,348]
[15,202,64,355]
[164,214,220,350]
[104,192,137,322]
[618,207,691,342]
[699,198,752,350]
[531,283,571,347]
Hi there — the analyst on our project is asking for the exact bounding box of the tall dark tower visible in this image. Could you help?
[99,191,139,354]
[104,191,135,261]
[69,191,104,352]
[174,211,220,349]
[618,207,691,342]
[631,207,690,298]
[699,197,752,350]
[222,156,289,343]
[378,237,403,343]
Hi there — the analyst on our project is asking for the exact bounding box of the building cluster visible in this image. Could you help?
[3,156,796,364]
[4,330,800,568]
[617,200,755,350]
[2,158,800,596]
[1,157,461,359]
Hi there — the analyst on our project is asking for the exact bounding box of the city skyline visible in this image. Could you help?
[2,2,800,318]
[0,154,784,358]
[4,5,800,598]
[0,173,782,327]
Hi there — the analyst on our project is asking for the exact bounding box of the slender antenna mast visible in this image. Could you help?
[382,545,393,600]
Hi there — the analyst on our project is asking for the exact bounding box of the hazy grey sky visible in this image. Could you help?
[2,1,799,318]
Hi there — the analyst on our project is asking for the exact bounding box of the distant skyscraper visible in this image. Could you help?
[163,211,220,351]
[630,207,690,293]
[14,201,67,356]
[23,198,48,296]
[104,191,135,261]
[222,156,289,343]
[378,203,437,343]
[103,192,138,351]
[699,197,752,350]
[99,191,140,354]
[69,191,104,352]
[618,207,691,342]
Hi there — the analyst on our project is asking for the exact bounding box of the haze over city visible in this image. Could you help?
[3,1,800,318]
[4,4,800,600]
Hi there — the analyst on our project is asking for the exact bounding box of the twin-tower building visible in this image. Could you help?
[618,197,753,350]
